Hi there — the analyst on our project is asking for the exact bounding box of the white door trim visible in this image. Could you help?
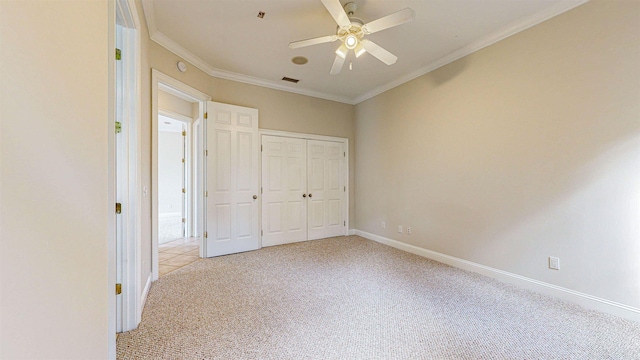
[259,129,350,235]
[261,129,350,144]
[151,69,211,281]
[114,0,143,337]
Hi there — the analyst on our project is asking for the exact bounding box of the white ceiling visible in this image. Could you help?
[142,0,587,104]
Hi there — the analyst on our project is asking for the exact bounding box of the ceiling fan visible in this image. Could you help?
[289,0,415,75]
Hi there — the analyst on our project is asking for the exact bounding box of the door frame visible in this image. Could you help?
[114,0,142,336]
[259,129,350,237]
[151,70,211,280]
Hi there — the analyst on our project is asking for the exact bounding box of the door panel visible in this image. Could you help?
[216,204,231,240]
[205,102,259,257]
[307,140,345,240]
[261,135,307,246]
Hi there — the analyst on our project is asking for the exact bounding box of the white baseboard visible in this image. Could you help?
[347,229,356,236]
[139,273,152,321]
[354,229,640,323]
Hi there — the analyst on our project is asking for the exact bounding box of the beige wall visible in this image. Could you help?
[355,0,640,309]
[158,90,194,118]
[0,1,110,358]
[135,0,154,299]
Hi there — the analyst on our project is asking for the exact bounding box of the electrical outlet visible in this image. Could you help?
[407,227,412,235]
[381,221,386,229]
[549,256,560,270]
[398,225,403,233]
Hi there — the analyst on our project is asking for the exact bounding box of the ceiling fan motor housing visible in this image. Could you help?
[337,17,364,41]
[337,2,364,41]
[344,2,357,16]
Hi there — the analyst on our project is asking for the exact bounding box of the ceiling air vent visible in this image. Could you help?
[282,77,300,84]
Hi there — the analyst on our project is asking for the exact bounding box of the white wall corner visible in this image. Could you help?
[353,229,640,323]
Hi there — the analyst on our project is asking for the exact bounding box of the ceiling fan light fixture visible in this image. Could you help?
[354,43,366,58]
[289,0,415,75]
[345,34,358,49]
[335,44,348,59]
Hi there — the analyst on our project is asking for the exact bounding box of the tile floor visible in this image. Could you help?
[158,237,200,277]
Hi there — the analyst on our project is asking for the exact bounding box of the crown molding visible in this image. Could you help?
[207,67,355,104]
[141,0,589,106]
[354,0,589,104]
[141,0,354,104]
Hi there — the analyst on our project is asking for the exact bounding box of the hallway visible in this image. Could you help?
[158,237,199,276]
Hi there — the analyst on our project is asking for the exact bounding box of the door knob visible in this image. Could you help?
[303,194,307,198]
[253,195,257,199]
[308,193,312,198]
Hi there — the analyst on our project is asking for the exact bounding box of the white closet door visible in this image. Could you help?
[261,135,307,246]
[307,140,345,240]
[205,101,259,257]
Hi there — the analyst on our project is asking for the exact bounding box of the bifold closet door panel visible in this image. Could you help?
[307,140,345,240]
[261,135,307,246]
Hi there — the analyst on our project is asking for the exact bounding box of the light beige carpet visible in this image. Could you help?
[117,236,640,359]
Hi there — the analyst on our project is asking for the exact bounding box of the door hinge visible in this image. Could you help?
[182,218,186,223]
[344,221,346,226]
[204,112,208,119]
[205,191,208,197]
[115,283,122,295]
[344,152,346,157]
[115,203,122,214]
[115,48,122,60]
[204,231,208,238]
[261,145,263,152]
[115,122,122,134]
[261,230,263,236]
[182,130,186,136]
[182,158,185,163]
[182,188,186,193]
[205,150,208,156]
[344,186,346,192]
[261,187,263,194]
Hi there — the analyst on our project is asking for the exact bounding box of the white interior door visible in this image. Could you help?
[205,101,259,257]
[307,140,345,240]
[261,135,307,246]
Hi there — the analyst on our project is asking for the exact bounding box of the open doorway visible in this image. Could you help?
[157,114,187,244]
[156,102,198,276]
[151,71,211,280]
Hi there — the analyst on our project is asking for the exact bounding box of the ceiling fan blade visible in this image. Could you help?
[330,54,345,75]
[360,39,397,65]
[362,8,415,34]
[321,0,352,28]
[289,35,338,49]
